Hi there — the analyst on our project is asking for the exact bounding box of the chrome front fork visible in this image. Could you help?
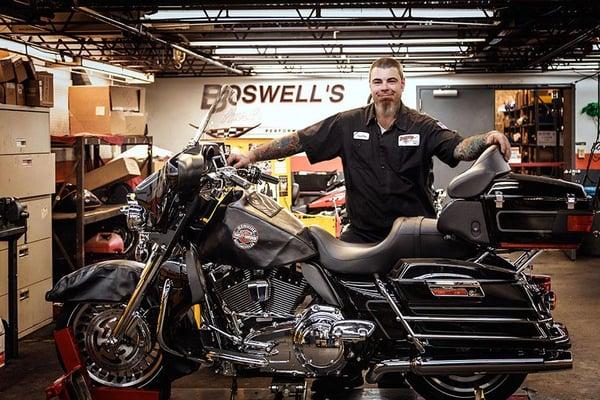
[108,242,166,345]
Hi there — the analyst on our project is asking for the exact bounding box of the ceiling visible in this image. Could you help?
[1,1,599,78]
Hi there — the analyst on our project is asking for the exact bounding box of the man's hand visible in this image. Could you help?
[485,130,511,161]
[227,152,255,168]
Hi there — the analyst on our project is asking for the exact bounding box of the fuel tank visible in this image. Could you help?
[197,191,317,268]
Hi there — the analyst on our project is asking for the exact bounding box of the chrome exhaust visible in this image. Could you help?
[366,352,572,383]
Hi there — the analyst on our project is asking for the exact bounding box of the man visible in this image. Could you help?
[229,57,511,244]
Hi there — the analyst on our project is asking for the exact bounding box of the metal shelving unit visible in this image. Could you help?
[51,135,152,270]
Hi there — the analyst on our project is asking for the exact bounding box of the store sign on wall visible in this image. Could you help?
[200,83,345,109]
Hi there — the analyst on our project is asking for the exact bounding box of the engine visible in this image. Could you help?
[210,265,376,376]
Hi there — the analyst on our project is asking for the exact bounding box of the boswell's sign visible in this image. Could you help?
[201,83,345,109]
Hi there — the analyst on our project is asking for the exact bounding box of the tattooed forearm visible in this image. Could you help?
[251,132,304,162]
[453,133,491,161]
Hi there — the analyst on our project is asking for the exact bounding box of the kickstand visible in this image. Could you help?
[230,374,238,400]
[475,387,486,400]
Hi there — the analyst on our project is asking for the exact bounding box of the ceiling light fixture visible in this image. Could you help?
[0,36,74,64]
[214,46,467,55]
[192,38,484,47]
[81,59,154,84]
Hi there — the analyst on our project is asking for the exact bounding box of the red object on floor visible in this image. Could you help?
[85,232,125,254]
[46,328,161,400]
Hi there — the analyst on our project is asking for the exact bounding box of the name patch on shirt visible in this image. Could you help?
[398,134,420,146]
[353,131,370,140]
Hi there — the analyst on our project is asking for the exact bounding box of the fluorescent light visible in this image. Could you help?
[214,46,466,55]
[0,36,74,63]
[144,8,493,20]
[81,59,154,84]
[192,38,484,47]
[0,37,26,53]
[215,55,472,62]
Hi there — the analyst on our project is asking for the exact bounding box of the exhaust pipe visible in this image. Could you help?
[366,352,572,383]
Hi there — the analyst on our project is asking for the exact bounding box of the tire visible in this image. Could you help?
[405,373,527,400]
[55,302,164,388]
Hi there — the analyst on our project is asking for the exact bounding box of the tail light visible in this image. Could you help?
[531,274,552,293]
[567,214,594,232]
[530,274,557,310]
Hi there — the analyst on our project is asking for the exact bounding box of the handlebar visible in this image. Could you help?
[259,172,280,184]
[214,166,280,189]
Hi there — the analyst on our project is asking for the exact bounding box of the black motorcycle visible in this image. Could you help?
[47,86,594,400]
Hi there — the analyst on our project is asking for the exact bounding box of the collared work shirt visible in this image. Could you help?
[298,102,463,231]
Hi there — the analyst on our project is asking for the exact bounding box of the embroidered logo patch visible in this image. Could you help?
[353,131,370,140]
[232,224,259,249]
[398,134,420,146]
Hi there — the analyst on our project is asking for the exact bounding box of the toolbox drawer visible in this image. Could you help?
[0,277,53,338]
[0,238,52,296]
[0,108,50,155]
[0,153,55,198]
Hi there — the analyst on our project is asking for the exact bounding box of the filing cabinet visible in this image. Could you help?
[0,104,54,338]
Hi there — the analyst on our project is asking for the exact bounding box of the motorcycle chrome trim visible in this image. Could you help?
[156,279,209,364]
[515,250,544,274]
[374,274,426,354]
[110,242,166,344]
[205,323,275,352]
[366,351,573,382]
[205,347,269,367]
[248,280,270,303]
[426,280,485,298]
[403,316,539,323]
[330,320,376,342]
[412,333,546,341]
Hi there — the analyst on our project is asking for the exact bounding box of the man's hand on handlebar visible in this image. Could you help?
[227,152,255,168]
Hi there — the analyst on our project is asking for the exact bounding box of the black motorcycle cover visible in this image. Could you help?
[46,260,143,302]
[198,191,317,268]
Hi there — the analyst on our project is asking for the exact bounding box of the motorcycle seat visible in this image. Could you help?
[309,217,474,275]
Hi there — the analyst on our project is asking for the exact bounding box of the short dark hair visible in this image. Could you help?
[369,57,404,80]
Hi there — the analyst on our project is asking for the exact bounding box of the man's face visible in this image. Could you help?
[369,67,405,107]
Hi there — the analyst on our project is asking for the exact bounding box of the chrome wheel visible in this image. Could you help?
[406,373,526,400]
[69,303,162,388]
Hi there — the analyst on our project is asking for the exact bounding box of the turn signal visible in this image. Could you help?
[567,215,594,232]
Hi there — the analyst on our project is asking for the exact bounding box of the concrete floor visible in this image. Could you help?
[0,251,598,400]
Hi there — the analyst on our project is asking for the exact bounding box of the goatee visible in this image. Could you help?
[375,100,400,118]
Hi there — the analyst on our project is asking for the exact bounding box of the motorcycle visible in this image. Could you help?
[47,86,594,400]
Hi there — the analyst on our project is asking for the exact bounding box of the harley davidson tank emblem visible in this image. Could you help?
[232,224,259,249]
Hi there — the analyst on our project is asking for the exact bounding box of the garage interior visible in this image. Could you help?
[0,1,599,400]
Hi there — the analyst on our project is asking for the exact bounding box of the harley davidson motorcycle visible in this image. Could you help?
[47,86,594,400]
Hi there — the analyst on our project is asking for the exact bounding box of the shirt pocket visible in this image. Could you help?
[349,137,373,169]
[388,133,422,174]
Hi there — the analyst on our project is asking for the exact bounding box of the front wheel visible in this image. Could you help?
[55,302,164,388]
[406,373,527,400]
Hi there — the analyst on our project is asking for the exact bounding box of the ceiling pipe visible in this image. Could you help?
[74,6,246,75]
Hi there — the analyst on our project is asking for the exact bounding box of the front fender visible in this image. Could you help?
[46,260,143,303]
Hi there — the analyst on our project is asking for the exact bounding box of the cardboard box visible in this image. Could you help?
[25,71,53,107]
[0,60,14,83]
[12,59,28,83]
[2,82,16,105]
[0,84,4,104]
[68,157,141,190]
[69,86,147,136]
[15,83,25,105]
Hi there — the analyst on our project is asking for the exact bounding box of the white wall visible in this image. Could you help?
[146,71,599,153]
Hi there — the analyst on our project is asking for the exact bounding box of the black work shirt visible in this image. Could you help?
[298,102,463,231]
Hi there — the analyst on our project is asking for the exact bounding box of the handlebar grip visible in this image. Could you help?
[260,173,280,184]
[229,173,252,189]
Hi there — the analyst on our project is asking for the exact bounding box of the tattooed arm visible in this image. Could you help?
[453,130,511,162]
[227,132,304,168]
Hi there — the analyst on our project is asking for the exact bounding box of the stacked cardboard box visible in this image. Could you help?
[69,85,147,136]
[0,56,53,107]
